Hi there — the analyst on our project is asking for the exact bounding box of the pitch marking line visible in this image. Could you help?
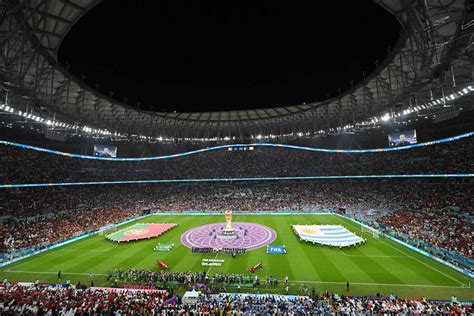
[379,239,468,287]
[4,270,470,289]
[58,249,112,253]
[340,218,469,287]
[4,247,114,272]
[5,270,108,276]
[286,279,470,289]
[338,249,406,258]
[4,249,59,271]
[206,253,220,275]
[345,254,407,258]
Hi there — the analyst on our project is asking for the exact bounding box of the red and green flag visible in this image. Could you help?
[106,223,176,243]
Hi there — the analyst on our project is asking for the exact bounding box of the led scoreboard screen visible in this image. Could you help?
[93,144,117,158]
[388,130,417,147]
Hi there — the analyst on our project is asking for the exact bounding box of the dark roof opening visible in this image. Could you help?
[58,0,401,112]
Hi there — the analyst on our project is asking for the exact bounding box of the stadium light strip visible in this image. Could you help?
[1,174,472,188]
[2,86,472,141]
[0,131,473,161]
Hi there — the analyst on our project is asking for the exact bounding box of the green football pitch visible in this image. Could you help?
[1,214,472,300]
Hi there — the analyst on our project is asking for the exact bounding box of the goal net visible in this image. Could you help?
[361,225,381,239]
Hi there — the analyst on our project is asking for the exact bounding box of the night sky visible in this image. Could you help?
[58,0,401,112]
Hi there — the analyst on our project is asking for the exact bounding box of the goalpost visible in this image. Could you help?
[361,225,381,239]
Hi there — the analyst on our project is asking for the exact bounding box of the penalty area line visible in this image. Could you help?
[338,217,469,287]
[379,239,468,287]
[337,249,406,258]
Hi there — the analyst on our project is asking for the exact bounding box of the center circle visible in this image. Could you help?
[180,222,277,250]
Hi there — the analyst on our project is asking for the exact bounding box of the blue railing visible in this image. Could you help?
[0,131,472,161]
[1,174,473,188]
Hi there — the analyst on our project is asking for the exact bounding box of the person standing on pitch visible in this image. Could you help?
[57,270,61,281]
[346,281,350,292]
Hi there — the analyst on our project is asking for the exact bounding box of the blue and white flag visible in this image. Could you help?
[293,225,363,247]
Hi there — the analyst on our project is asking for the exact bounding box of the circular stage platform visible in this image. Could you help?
[181,222,277,250]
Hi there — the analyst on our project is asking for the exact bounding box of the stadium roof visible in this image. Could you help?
[22,0,101,59]
[0,0,472,140]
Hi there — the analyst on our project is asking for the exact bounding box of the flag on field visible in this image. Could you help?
[292,225,364,247]
[106,223,176,243]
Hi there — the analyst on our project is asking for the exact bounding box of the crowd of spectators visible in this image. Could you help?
[0,179,472,265]
[0,135,472,184]
[0,283,471,315]
[377,208,473,259]
[0,135,472,272]
[0,204,144,255]
[2,179,471,217]
[0,284,171,315]
[0,139,472,312]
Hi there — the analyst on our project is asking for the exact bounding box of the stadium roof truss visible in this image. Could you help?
[0,0,472,140]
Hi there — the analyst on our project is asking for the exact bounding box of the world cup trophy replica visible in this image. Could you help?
[223,210,234,235]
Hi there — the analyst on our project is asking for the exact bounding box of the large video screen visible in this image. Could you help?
[93,144,117,158]
[388,130,417,147]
